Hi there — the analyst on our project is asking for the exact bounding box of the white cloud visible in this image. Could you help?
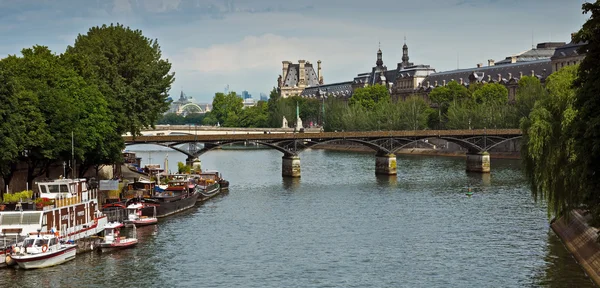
[112,0,133,14]
[174,33,363,74]
[140,0,182,13]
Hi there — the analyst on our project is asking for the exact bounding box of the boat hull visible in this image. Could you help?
[140,192,199,218]
[98,239,138,253]
[12,246,77,269]
[197,183,221,202]
[124,218,158,227]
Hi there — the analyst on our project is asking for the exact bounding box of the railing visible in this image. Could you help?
[103,209,128,223]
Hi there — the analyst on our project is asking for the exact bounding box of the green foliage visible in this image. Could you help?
[521,65,580,219]
[324,95,430,132]
[210,92,243,126]
[3,190,33,203]
[177,162,191,174]
[428,81,471,128]
[348,84,390,110]
[516,76,547,121]
[157,113,206,125]
[268,95,322,128]
[571,1,600,225]
[64,23,174,136]
[472,83,508,104]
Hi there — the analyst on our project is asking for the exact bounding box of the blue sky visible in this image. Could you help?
[0,0,590,103]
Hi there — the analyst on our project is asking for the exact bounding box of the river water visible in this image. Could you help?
[0,146,595,287]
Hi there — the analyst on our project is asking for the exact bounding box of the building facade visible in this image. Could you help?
[278,35,584,104]
[278,60,323,98]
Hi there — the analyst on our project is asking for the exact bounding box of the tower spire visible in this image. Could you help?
[401,38,409,68]
[376,43,383,67]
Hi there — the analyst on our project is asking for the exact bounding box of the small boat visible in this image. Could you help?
[97,222,138,253]
[10,232,77,269]
[124,203,158,226]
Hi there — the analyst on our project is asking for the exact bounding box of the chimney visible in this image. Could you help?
[519,71,523,78]
[487,75,491,82]
[298,60,306,86]
[442,80,446,86]
[317,60,322,84]
[511,56,517,64]
[508,73,512,79]
[531,70,535,76]
[434,80,438,86]
[488,59,495,66]
[426,81,430,87]
[477,63,483,68]
[282,61,291,82]
[459,78,463,85]
[497,74,501,82]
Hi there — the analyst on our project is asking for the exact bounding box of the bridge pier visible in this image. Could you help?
[186,157,202,172]
[282,155,301,178]
[466,152,490,173]
[375,153,397,175]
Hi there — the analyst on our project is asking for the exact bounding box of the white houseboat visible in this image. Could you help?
[0,178,107,266]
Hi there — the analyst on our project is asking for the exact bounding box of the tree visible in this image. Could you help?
[157,113,185,125]
[472,83,508,105]
[348,84,390,110]
[0,69,23,190]
[1,46,117,186]
[521,65,580,219]
[210,92,243,126]
[428,81,471,128]
[516,76,547,121]
[571,1,600,225]
[65,23,175,136]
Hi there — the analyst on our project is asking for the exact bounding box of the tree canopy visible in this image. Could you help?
[349,84,390,110]
[64,23,175,136]
[571,1,600,224]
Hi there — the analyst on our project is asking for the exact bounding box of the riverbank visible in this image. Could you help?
[311,144,521,159]
[551,210,600,286]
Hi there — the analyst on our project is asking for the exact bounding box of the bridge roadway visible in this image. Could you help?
[134,125,317,136]
[123,129,522,177]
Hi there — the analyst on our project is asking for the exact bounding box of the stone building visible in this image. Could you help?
[551,34,587,73]
[280,35,584,104]
[414,41,570,102]
[278,60,323,98]
[298,42,435,101]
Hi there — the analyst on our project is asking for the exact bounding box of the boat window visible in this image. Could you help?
[23,239,35,247]
[47,184,69,193]
[36,239,49,246]
[49,238,57,246]
[40,185,48,194]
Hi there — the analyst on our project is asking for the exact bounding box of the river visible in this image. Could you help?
[0,145,595,287]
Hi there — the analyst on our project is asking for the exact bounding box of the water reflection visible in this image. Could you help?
[375,174,398,187]
[534,231,596,287]
[466,172,491,187]
[282,177,301,190]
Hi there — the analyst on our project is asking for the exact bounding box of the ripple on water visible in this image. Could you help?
[0,149,594,288]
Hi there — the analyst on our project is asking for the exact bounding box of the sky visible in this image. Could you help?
[0,0,590,103]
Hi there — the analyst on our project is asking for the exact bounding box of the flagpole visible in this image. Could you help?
[71,131,75,179]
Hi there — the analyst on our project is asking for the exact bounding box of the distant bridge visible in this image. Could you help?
[124,129,522,177]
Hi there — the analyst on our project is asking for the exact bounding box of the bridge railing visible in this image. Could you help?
[124,129,522,143]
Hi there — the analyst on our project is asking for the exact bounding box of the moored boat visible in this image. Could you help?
[0,178,108,245]
[124,203,157,226]
[11,232,77,269]
[97,222,138,253]
[136,178,199,218]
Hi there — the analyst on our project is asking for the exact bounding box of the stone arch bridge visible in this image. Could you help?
[123,129,522,177]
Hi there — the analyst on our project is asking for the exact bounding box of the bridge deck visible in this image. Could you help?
[124,129,522,143]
